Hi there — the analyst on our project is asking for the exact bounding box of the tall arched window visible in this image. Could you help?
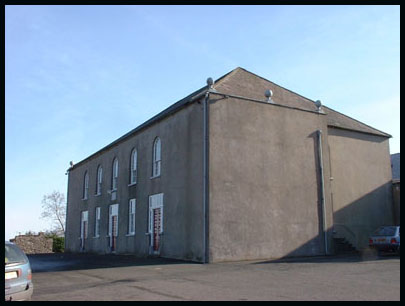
[152,137,161,177]
[96,165,102,195]
[112,158,118,191]
[83,171,89,200]
[130,149,137,184]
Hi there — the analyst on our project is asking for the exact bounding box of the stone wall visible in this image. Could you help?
[10,232,53,254]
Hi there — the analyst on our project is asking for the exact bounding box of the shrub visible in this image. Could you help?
[52,237,65,253]
[44,232,65,252]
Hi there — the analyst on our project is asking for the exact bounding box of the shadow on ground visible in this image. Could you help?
[252,251,400,265]
[28,253,198,273]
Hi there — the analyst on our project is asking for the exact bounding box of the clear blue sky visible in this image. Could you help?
[5,5,400,240]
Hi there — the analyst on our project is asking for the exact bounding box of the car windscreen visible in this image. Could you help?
[372,227,397,236]
[5,244,28,265]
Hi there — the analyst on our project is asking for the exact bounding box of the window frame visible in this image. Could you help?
[130,149,137,185]
[112,158,118,191]
[83,171,89,200]
[96,165,103,195]
[128,199,136,235]
[152,137,161,178]
[94,207,101,238]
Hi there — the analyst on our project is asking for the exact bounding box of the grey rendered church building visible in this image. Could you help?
[65,67,394,263]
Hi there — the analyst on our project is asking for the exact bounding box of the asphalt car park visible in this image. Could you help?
[28,252,400,301]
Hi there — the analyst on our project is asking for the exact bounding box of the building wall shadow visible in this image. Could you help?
[253,182,395,264]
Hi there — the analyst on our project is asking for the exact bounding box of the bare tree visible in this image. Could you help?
[40,191,66,235]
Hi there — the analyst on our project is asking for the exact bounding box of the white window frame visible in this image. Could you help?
[128,199,136,235]
[130,149,137,185]
[96,166,102,195]
[80,210,88,239]
[152,137,161,178]
[94,207,101,238]
[83,171,89,200]
[112,158,118,191]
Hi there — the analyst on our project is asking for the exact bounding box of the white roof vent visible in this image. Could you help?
[265,89,274,103]
[314,100,323,113]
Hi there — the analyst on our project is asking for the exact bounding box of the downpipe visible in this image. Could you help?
[203,91,210,263]
[317,130,328,255]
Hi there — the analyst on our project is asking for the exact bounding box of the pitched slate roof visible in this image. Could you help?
[70,67,390,170]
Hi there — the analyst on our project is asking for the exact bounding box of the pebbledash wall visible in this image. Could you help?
[65,102,205,262]
[208,96,332,262]
[327,127,393,249]
[65,67,394,263]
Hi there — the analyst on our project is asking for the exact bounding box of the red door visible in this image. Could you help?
[153,208,161,252]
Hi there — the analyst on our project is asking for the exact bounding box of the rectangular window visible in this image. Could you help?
[131,169,137,184]
[112,176,117,191]
[81,211,88,238]
[95,207,100,237]
[154,160,161,177]
[128,199,136,235]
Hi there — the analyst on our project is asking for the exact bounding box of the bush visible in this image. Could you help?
[44,232,65,252]
[52,237,65,253]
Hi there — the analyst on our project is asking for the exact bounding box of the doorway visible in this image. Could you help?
[148,193,163,255]
[109,204,119,252]
[80,211,88,251]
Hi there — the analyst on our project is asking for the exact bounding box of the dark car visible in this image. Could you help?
[369,226,400,255]
[5,241,34,301]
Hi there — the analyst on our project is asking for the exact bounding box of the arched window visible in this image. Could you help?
[83,171,89,200]
[96,165,102,195]
[130,149,137,184]
[112,158,118,190]
[152,137,161,177]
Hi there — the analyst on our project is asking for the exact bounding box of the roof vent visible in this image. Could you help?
[206,77,217,92]
[314,100,323,112]
[265,89,274,103]
[207,77,214,89]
